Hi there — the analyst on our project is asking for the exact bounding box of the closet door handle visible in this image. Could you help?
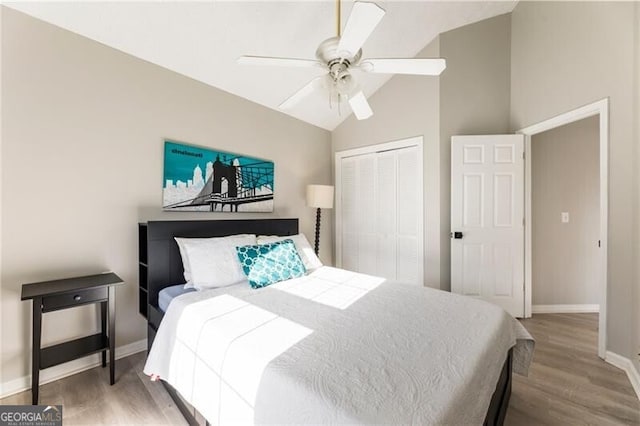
[451,231,463,239]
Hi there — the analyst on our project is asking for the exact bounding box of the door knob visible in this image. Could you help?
[451,231,463,239]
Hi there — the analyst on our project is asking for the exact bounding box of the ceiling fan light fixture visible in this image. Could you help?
[317,36,362,65]
[335,71,357,96]
[239,1,446,121]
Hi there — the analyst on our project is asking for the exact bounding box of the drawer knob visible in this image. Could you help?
[73,295,82,301]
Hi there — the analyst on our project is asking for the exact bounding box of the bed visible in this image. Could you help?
[139,219,533,425]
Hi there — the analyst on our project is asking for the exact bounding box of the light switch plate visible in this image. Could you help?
[561,212,570,223]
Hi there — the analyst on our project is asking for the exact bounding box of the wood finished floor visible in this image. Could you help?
[0,352,187,425]
[506,313,640,425]
[1,313,638,424]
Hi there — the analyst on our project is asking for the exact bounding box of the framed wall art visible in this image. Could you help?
[163,140,274,212]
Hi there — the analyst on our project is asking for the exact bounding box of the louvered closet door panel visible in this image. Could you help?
[340,157,359,271]
[356,153,378,275]
[338,137,423,286]
[376,151,397,279]
[396,146,421,285]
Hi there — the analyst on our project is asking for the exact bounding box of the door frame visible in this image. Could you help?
[334,136,424,283]
[518,98,609,359]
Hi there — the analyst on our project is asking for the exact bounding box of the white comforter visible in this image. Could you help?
[144,266,534,425]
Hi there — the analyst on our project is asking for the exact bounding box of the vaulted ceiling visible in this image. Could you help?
[5,1,517,130]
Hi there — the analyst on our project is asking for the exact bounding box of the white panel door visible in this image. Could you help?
[451,135,524,317]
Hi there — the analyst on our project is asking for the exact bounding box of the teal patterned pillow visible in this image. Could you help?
[236,239,307,288]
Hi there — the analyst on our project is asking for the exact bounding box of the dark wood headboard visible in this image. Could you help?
[142,219,299,308]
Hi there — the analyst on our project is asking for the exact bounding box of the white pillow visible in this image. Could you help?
[257,233,323,271]
[175,234,256,289]
[174,237,211,284]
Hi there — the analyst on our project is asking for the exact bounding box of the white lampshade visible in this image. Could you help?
[306,185,334,209]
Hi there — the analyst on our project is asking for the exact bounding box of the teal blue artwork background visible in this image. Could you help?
[163,140,274,190]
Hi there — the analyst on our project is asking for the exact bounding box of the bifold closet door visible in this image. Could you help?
[376,151,397,279]
[338,143,423,286]
[340,153,377,274]
[395,147,421,285]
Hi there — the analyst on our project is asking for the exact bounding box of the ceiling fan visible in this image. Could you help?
[237,1,446,120]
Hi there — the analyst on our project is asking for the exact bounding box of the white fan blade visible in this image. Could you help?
[238,55,322,68]
[337,2,385,58]
[359,58,446,75]
[279,76,324,110]
[348,91,373,120]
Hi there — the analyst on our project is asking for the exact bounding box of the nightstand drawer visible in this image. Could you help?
[42,287,108,312]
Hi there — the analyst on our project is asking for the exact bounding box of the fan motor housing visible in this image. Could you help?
[316,36,362,67]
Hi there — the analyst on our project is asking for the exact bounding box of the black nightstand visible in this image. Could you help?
[21,272,124,404]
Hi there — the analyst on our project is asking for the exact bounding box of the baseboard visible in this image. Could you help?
[532,304,600,314]
[605,351,640,401]
[0,338,146,399]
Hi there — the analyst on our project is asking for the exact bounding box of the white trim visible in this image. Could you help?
[335,137,423,160]
[605,351,640,401]
[335,136,424,285]
[524,134,532,319]
[532,304,600,314]
[0,338,146,399]
[518,98,609,359]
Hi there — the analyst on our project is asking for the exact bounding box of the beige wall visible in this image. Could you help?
[0,7,331,387]
[634,2,640,374]
[531,116,600,306]
[0,6,4,381]
[331,38,442,288]
[439,13,512,291]
[511,1,638,359]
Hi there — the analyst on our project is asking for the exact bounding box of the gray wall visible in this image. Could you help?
[635,1,640,376]
[0,7,331,385]
[439,13,512,291]
[331,38,442,288]
[531,116,600,306]
[510,0,638,366]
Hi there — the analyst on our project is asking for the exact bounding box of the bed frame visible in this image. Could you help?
[138,218,512,426]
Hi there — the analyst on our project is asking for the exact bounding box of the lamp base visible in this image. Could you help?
[314,208,321,256]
